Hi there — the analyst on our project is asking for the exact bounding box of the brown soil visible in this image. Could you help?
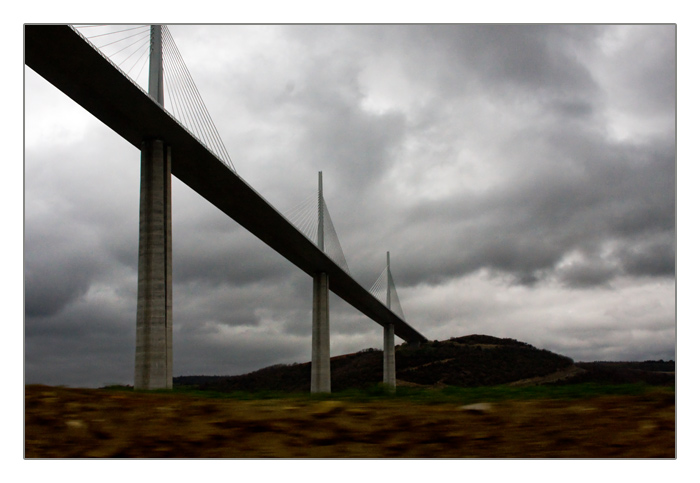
[24,385,675,458]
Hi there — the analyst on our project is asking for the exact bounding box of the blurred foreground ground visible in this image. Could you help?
[25,385,674,458]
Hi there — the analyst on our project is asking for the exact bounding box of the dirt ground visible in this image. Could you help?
[24,385,675,458]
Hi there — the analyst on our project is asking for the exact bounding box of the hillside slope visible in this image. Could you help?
[176,334,576,393]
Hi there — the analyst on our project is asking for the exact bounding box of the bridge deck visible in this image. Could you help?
[25,25,428,344]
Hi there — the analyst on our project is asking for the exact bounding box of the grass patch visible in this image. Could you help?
[299,382,672,404]
[102,382,673,405]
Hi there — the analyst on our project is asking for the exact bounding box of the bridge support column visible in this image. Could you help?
[311,272,331,393]
[383,324,396,391]
[135,139,173,390]
[383,251,396,391]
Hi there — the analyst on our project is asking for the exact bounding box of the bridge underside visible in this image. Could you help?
[25,25,427,347]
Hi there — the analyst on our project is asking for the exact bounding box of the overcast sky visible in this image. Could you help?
[24,24,677,388]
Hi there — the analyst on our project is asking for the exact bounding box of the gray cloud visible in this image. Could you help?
[24,253,100,317]
[617,231,676,277]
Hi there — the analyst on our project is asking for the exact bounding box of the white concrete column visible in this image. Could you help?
[383,323,396,390]
[311,272,331,393]
[383,251,396,391]
[135,140,173,390]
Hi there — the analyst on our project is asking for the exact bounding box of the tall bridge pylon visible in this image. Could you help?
[383,252,397,391]
[311,172,330,392]
[135,25,172,390]
[285,177,409,392]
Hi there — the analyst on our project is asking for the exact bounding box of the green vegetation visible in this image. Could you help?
[103,381,673,405]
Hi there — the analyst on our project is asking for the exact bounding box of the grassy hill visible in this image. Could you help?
[176,334,597,393]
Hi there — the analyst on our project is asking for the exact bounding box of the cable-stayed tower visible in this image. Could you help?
[134,25,172,390]
[311,172,331,392]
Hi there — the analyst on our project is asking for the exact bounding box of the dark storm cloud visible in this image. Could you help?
[299,101,406,193]
[24,252,101,317]
[249,27,409,195]
[24,132,140,317]
[428,24,600,96]
[599,25,676,116]
[392,131,675,288]
[556,256,619,289]
[172,220,297,286]
[23,195,123,319]
[359,24,677,289]
[331,24,603,118]
[174,272,310,330]
[174,325,309,377]
[25,276,136,386]
[616,232,676,277]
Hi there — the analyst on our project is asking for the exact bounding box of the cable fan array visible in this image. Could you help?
[283,188,407,322]
[368,264,406,321]
[283,191,350,273]
[72,25,236,173]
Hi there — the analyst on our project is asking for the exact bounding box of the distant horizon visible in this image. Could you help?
[34,333,676,389]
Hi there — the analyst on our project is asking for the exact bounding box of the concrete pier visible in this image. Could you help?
[383,323,396,390]
[383,251,396,391]
[135,139,173,390]
[311,272,331,392]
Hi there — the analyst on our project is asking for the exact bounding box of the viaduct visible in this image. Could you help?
[25,25,428,392]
